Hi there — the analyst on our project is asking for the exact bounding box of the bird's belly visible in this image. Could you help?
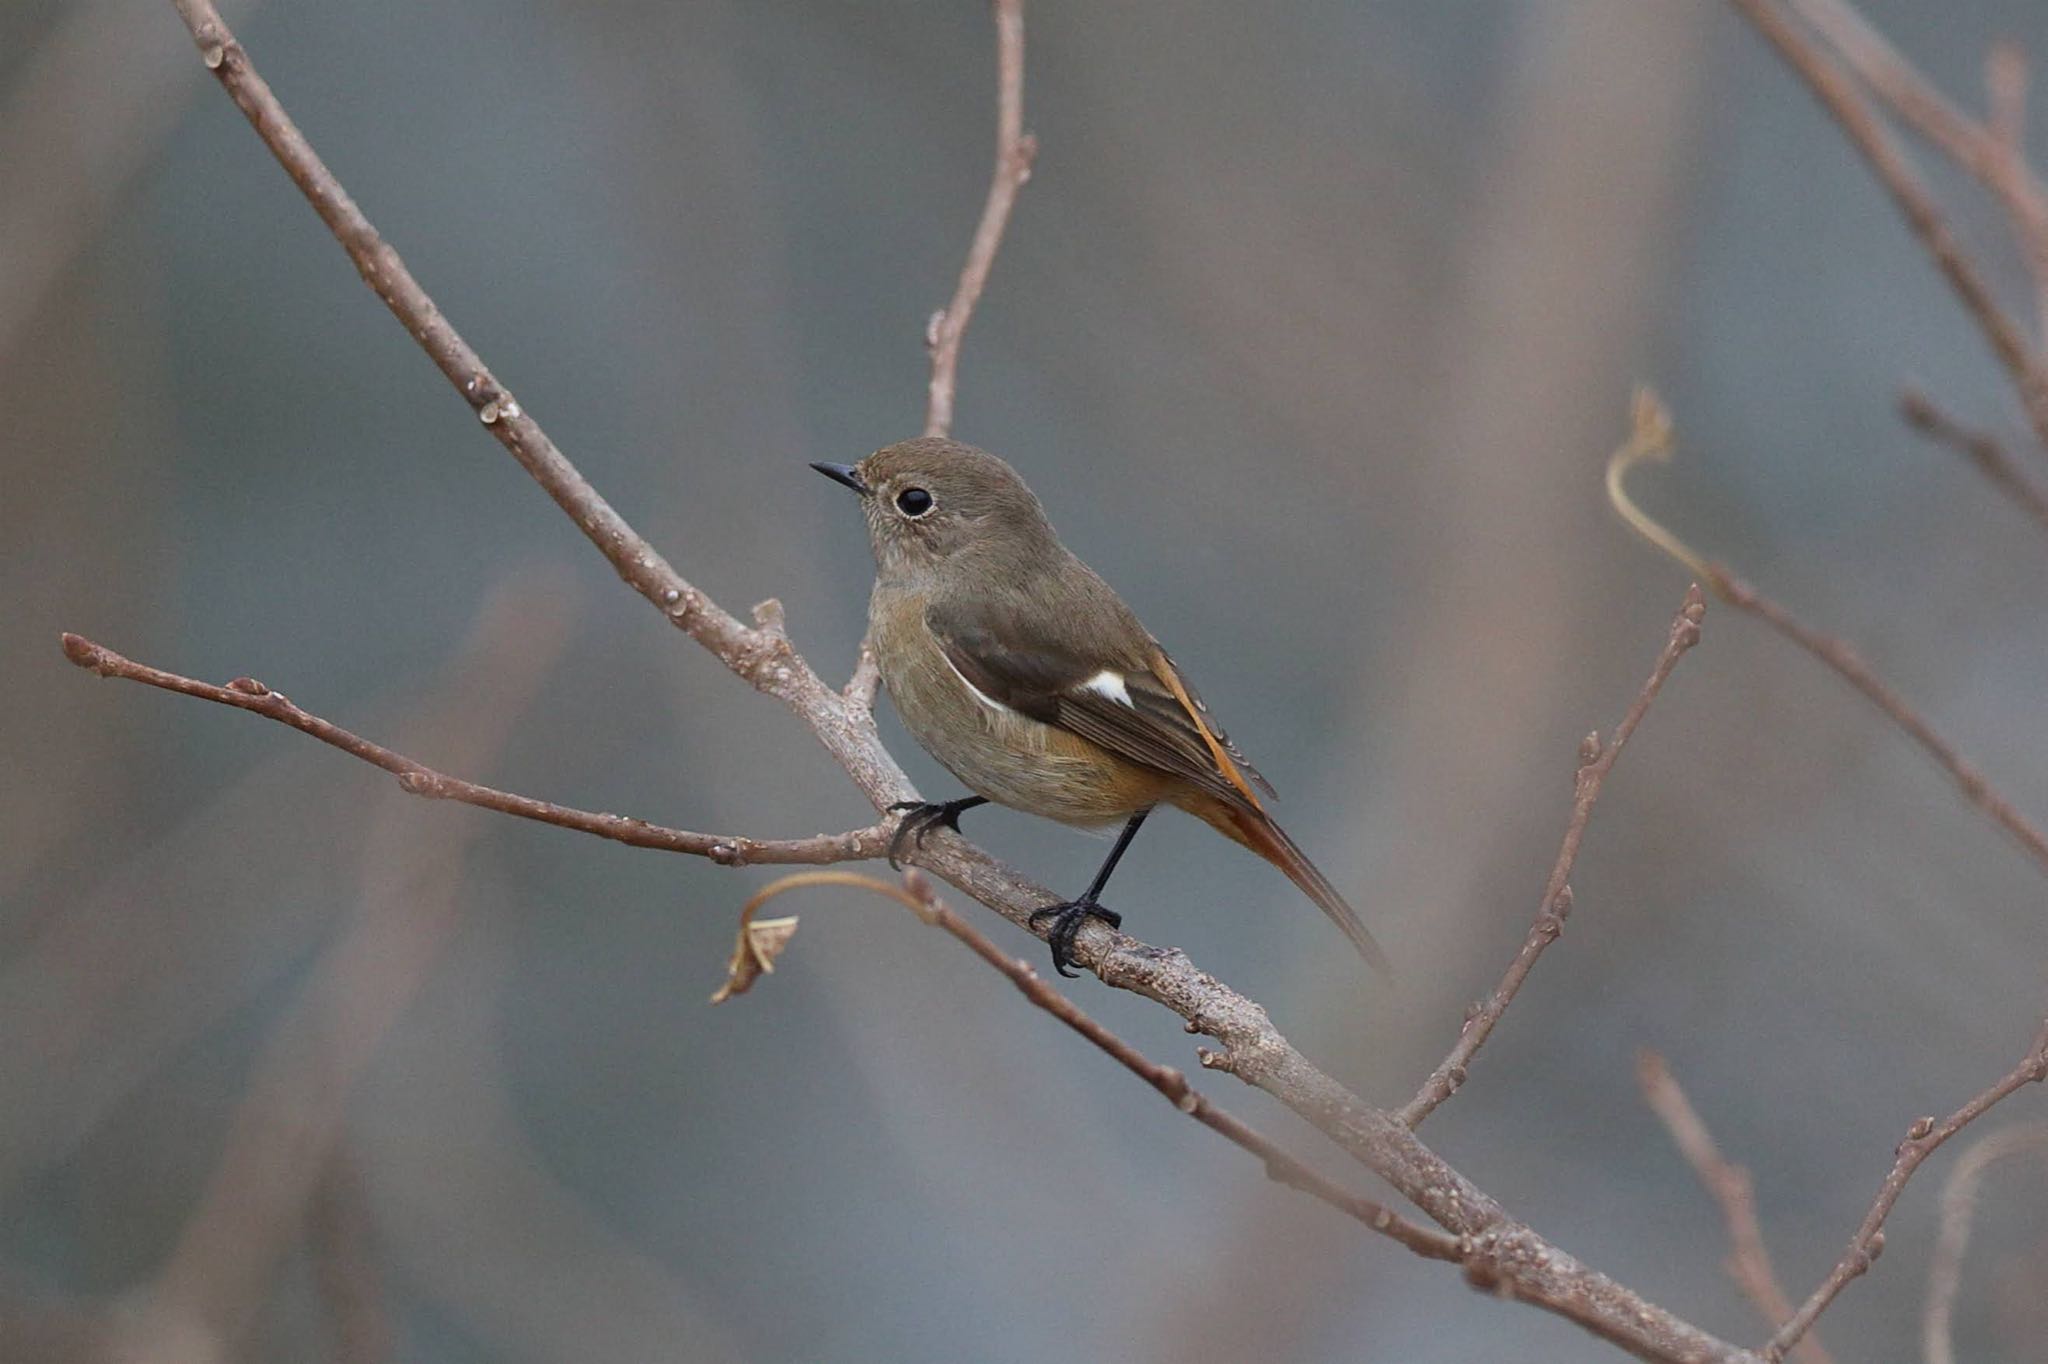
[877,629,1164,826]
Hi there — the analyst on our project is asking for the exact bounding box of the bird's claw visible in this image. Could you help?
[1028,899,1123,977]
[886,797,987,869]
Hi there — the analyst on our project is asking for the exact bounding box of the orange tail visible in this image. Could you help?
[1184,796,1391,976]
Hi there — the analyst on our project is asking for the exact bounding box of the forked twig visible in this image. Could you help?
[1764,1019,2048,1360]
[1731,0,2048,451]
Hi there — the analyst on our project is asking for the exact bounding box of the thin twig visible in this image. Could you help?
[1898,387,2048,536]
[1922,1121,2048,1364]
[1785,0,2048,343]
[60,633,893,868]
[1732,0,2048,452]
[1715,579,2048,876]
[1636,1051,1834,1364]
[1609,394,2048,882]
[136,6,1767,1359]
[741,869,1462,1264]
[922,0,1036,438]
[1399,587,1706,1127]
[1765,1018,2048,1361]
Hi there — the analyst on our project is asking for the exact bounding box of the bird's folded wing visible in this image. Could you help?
[927,602,1273,809]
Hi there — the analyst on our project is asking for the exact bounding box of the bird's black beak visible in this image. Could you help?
[810,462,868,495]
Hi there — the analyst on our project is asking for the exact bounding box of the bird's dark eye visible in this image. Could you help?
[895,487,934,518]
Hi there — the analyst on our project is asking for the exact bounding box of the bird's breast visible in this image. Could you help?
[869,587,1168,824]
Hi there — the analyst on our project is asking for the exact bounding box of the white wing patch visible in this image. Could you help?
[1080,669,1134,707]
[942,652,1019,717]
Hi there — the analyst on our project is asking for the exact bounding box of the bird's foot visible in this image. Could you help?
[886,796,989,869]
[1028,899,1123,978]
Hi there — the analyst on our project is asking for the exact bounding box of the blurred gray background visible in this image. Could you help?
[6,0,2048,1359]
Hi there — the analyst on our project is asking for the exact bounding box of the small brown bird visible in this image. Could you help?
[814,438,1386,978]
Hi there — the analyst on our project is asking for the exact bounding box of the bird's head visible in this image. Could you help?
[812,437,1055,581]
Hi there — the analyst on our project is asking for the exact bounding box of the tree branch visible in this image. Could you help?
[922,0,1036,438]
[58,633,893,868]
[1898,386,2048,537]
[1730,0,2048,453]
[1784,0,2048,342]
[1637,1051,1834,1364]
[738,869,1463,1263]
[1609,394,2048,883]
[1400,586,1706,1127]
[1765,1018,2048,1361]
[129,4,1769,1359]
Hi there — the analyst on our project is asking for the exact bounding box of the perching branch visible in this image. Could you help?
[922,0,1036,439]
[59,633,895,869]
[1921,1121,2048,1364]
[1765,1017,2048,1360]
[1636,1051,1834,1364]
[734,868,1462,1265]
[1400,585,1706,1128]
[111,3,1773,1360]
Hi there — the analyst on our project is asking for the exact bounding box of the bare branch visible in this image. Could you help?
[1610,395,2048,883]
[60,633,894,868]
[1897,387,2048,537]
[1400,587,1705,1127]
[1731,0,2048,452]
[922,0,1037,438]
[1637,1051,1834,1364]
[1922,1122,2048,1364]
[1766,1018,2048,1360]
[1784,0,2048,341]
[736,869,1464,1263]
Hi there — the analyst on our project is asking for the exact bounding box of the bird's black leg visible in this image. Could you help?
[1030,807,1151,978]
[886,795,990,869]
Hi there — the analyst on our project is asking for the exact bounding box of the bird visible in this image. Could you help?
[813,437,1386,979]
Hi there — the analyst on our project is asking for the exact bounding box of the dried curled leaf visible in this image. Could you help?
[706,870,927,1004]
[710,913,800,1004]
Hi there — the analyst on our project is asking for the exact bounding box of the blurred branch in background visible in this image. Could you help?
[1899,385,2048,535]
[120,578,569,1358]
[0,0,258,361]
[1923,1122,2048,1364]
[1732,0,2048,450]
[307,1155,392,1364]
[1785,0,2048,339]
[1637,1050,1835,1364]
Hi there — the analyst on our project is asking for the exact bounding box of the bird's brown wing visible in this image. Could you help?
[926,601,1273,809]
